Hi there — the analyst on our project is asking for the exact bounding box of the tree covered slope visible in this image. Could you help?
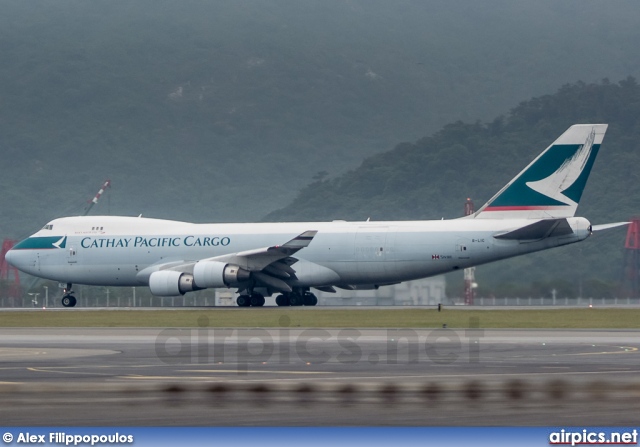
[265,79,640,296]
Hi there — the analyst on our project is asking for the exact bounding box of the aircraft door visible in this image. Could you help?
[455,236,485,266]
[455,238,471,261]
[67,246,78,264]
[355,226,391,281]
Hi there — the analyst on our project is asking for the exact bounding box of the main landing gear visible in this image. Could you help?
[236,293,265,307]
[235,290,319,307]
[275,291,318,307]
[61,283,77,308]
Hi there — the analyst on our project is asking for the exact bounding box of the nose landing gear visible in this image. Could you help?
[61,283,77,308]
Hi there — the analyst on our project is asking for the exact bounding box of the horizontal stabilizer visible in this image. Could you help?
[591,222,630,232]
[494,218,574,240]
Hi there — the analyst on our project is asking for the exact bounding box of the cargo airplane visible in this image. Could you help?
[6,124,625,307]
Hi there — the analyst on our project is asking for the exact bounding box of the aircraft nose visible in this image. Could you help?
[5,248,15,266]
[5,247,29,272]
[4,246,35,275]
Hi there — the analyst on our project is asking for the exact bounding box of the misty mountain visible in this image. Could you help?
[2,1,640,240]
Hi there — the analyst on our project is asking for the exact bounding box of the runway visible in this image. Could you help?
[1,328,639,425]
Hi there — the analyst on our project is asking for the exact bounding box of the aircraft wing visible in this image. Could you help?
[203,230,317,272]
[137,230,318,293]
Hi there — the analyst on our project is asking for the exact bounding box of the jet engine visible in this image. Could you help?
[148,270,200,296]
[193,261,250,288]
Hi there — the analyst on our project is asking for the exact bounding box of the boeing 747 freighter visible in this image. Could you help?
[6,124,625,307]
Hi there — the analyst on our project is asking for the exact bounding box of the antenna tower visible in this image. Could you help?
[621,217,640,298]
[464,198,476,305]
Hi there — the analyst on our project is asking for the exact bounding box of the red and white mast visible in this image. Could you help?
[83,180,111,216]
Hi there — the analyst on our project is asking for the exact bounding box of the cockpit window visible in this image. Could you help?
[42,224,54,230]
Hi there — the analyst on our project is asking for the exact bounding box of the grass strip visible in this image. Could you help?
[1,308,639,329]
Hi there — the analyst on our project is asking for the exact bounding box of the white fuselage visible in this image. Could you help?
[6,215,591,290]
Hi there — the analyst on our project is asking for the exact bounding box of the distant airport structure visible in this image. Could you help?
[219,276,446,307]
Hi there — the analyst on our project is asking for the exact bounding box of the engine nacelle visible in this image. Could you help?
[149,270,200,296]
[193,261,250,288]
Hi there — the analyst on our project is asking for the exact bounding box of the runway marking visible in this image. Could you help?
[120,370,333,381]
[110,368,640,384]
[13,364,166,371]
[26,367,114,377]
[0,348,48,357]
[179,369,332,375]
[553,345,639,356]
[121,375,339,382]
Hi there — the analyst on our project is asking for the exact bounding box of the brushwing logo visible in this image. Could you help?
[525,128,595,207]
[52,236,67,249]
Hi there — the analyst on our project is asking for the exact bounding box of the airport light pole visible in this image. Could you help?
[27,292,39,307]
[43,286,48,308]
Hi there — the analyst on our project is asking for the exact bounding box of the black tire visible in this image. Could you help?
[62,296,74,307]
[250,294,265,307]
[289,294,302,306]
[69,296,77,307]
[236,295,251,307]
[276,294,290,306]
[303,293,314,306]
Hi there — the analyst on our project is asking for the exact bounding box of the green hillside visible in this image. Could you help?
[265,78,640,297]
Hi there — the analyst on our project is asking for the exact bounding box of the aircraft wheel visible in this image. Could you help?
[303,293,314,306]
[62,295,76,308]
[250,294,265,307]
[275,294,290,306]
[303,293,318,306]
[236,295,251,307]
[289,294,303,306]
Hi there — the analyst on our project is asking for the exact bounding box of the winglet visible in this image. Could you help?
[281,230,317,249]
[474,124,608,219]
